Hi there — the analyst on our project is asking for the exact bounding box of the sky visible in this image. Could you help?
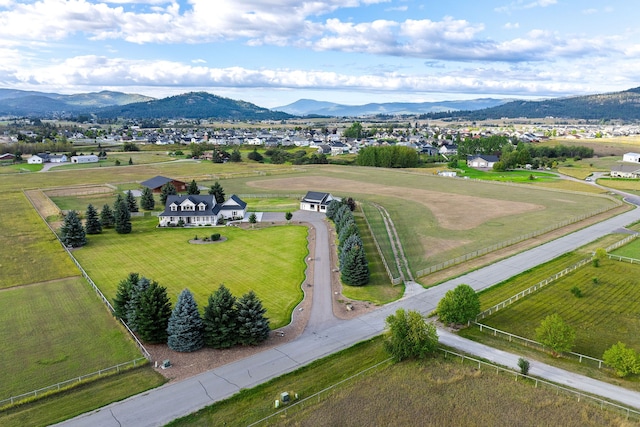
[0,0,638,108]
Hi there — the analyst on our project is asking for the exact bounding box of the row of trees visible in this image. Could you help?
[113,276,270,350]
[326,199,369,286]
[356,145,420,168]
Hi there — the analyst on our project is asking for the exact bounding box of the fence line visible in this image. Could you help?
[415,205,619,278]
[0,357,148,409]
[248,347,639,426]
[608,254,640,264]
[475,257,593,321]
[360,203,403,285]
[471,323,605,368]
[605,233,638,252]
[22,190,152,362]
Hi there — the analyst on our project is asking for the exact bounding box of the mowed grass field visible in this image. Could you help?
[0,277,143,398]
[71,216,308,328]
[169,338,631,427]
[475,258,640,358]
[611,237,640,258]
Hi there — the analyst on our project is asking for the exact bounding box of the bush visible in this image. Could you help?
[570,286,583,298]
[517,358,530,376]
[211,233,221,241]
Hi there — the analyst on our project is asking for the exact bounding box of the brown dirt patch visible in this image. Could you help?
[247,177,543,230]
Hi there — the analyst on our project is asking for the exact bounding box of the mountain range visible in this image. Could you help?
[1,87,640,121]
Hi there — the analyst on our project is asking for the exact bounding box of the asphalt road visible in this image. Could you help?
[58,204,640,426]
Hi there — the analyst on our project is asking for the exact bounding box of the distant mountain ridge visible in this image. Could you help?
[275,98,511,116]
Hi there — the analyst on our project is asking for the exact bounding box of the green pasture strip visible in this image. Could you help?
[169,337,630,427]
[49,194,118,213]
[0,163,43,174]
[0,277,143,398]
[611,238,640,258]
[72,217,307,328]
[0,368,166,427]
[360,202,401,279]
[340,214,403,305]
[478,259,640,358]
[455,164,558,182]
[597,177,640,193]
[243,197,300,212]
[0,192,77,288]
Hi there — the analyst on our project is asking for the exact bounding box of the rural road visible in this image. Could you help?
[58,202,640,427]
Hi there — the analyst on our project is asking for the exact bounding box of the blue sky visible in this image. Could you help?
[0,0,638,107]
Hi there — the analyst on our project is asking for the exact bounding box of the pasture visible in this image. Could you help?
[596,178,640,196]
[169,338,631,426]
[71,216,308,328]
[474,258,640,358]
[611,238,640,258]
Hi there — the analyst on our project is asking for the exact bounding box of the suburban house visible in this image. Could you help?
[439,144,458,157]
[0,153,15,163]
[158,194,247,227]
[610,164,640,179]
[140,175,188,193]
[71,154,99,163]
[27,152,67,164]
[622,152,640,163]
[300,191,340,213]
[466,154,499,169]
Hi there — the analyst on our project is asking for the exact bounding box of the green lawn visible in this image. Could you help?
[0,277,143,399]
[360,202,401,279]
[475,258,640,358]
[0,163,43,174]
[0,192,77,289]
[49,194,119,213]
[455,164,558,182]
[611,237,640,258]
[72,217,308,328]
[243,197,300,212]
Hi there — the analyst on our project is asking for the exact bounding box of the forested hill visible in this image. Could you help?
[426,87,640,121]
[95,92,293,120]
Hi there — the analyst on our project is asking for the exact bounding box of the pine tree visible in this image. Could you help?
[113,193,124,212]
[137,282,172,344]
[140,187,155,210]
[100,204,115,228]
[126,277,151,332]
[84,204,102,235]
[340,244,370,286]
[160,182,177,205]
[340,233,363,266]
[187,179,200,195]
[338,218,358,248]
[167,289,204,352]
[236,291,270,346]
[325,199,342,220]
[60,210,87,248]
[112,272,139,320]
[208,181,225,204]
[126,190,139,212]
[115,199,132,234]
[203,284,238,348]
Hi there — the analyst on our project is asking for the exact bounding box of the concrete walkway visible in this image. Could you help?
[58,201,640,427]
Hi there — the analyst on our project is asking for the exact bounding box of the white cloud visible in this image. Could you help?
[504,22,519,29]
[495,0,557,13]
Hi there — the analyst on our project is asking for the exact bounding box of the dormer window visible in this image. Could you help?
[198,202,207,211]
[170,203,178,212]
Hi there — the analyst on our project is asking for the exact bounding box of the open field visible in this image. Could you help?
[71,216,308,328]
[51,151,177,170]
[360,202,401,279]
[557,156,620,180]
[611,238,640,258]
[242,196,300,212]
[475,258,640,358]
[0,277,143,399]
[169,338,632,427]
[544,136,640,157]
[0,163,43,174]
[0,192,77,288]
[596,178,640,196]
[455,163,558,182]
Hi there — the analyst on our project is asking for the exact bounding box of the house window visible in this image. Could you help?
[232,211,237,217]
[170,204,177,211]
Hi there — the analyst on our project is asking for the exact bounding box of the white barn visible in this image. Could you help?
[622,152,640,163]
[71,155,99,164]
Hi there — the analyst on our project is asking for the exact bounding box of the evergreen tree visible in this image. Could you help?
[187,179,200,195]
[126,277,151,332]
[115,199,132,234]
[160,182,177,205]
[338,218,358,248]
[340,244,370,286]
[128,156,133,165]
[340,233,363,266]
[203,284,238,348]
[126,190,139,212]
[84,204,102,234]
[140,186,155,210]
[112,272,139,320]
[113,193,124,212]
[60,210,87,248]
[325,199,342,220]
[137,282,172,344]
[230,148,242,162]
[236,291,270,346]
[208,181,225,204]
[100,204,115,228]
[167,289,204,352]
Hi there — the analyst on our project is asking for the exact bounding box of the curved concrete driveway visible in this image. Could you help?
[59,204,640,427]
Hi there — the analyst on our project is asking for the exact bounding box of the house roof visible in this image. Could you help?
[301,191,340,206]
[159,195,219,217]
[221,194,247,210]
[611,163,640,173]
[140,175,184,190]
[467,154,499,162]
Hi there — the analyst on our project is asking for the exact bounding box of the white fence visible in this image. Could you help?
[360,203,403,285]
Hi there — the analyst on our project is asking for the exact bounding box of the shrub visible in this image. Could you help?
[212,233,221,241]
[518,358,530,376]
[570,286,583,298]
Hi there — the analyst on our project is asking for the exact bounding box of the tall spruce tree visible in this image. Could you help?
[236,291,270,346]
[203,284,238,348]
[84,204,102,234]
[167,289,204,352]
[325,199,342,220]
[160,182,177,205]
[112,272,139,320]
[187,179,200,195]
[126,190,139,212]
[100,204,115,228]
[340,244,370,286]
[60,210,87,248]
[208,181,225,204]
[140,186,155,210]
[113,193,124,212]
[115,199,132,234]
[340,233,363,266]
[136,282,172,344]
[126,277,151,332]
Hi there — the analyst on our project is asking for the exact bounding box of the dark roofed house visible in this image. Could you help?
[610,163,640,179]
[158,194,247,227]
[141,175,187,193]
[466,154,499,169]
[300,191,340,213]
